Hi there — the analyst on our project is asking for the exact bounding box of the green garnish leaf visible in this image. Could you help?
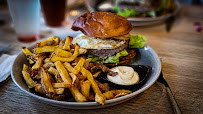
[129,35,146,48]
[87,54,99,62]
[104,50,128,63]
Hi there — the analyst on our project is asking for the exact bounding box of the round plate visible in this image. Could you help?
[85,0,181,26]
[11,38,161,109]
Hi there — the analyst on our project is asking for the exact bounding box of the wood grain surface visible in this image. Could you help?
[0,3,203,114]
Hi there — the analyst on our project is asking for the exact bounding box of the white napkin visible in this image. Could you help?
[0,54,17,82]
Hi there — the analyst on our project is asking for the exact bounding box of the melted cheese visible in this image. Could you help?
[71,34,126,49]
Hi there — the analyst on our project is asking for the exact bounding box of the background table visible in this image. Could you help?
[0,3,203,114]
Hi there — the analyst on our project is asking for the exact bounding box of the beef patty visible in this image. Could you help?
[87,41,128,58]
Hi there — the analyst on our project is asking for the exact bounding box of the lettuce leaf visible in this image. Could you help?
[104,50,128,63]
[129,35,146,48]
[87,54,99,62]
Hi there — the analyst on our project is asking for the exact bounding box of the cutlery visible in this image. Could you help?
[158,71,182,114]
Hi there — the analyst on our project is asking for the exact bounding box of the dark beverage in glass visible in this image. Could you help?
[40,0,67,27]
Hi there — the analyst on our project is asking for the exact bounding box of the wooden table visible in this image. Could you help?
[0,4,203,114]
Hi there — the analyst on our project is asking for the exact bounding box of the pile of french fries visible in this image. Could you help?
[21,36,132,105]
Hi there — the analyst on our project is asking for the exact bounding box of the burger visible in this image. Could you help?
[71,11,146,67]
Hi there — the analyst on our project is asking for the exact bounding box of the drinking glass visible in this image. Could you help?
[7,0,40,42]
[40,0,67,27]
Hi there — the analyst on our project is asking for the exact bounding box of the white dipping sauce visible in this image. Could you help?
[107,66,140,85]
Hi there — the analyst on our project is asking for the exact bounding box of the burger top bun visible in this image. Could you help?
[71,11,133,39]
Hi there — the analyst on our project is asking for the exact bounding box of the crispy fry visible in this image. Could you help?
[64,62,74,73]
[115,92,129,98]
[22,70,36,88]
[22,47,35,64]
[52,82,72,88]
[54,61,72,84]
[80,67,87,79]
[43,62,54,69]
[63,36,71,50]
[69,86,87,102]
[70,48,87,55]
[51,45,79,62]
[93,71,101,78]
[73,57,85,75]
[44,58,52,63]
[69,73,78,84]
[110,90,132,95]
[35,84,45,94]
[22,47,33,55]
[103,91,114,100]
[54,75,63,83]
[54,88,65,94]
[35,46,57,54]
[55,49,72,58]
[32,56,44,70]
[35,36,59,47]
[80,80,91,99]
[78,48,87,54]
[86,69,106,105]
[48,67,59,75]
[85,58,93,63]
[23,64,31,73]
[41,68,55,93]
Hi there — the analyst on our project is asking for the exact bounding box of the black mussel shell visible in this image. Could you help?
[95,65,151,90]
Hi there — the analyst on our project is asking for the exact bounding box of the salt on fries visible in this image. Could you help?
[21,36,132,105]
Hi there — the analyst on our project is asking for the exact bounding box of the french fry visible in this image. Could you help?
[69,73,78,84]
[93,71,101,78]
[55,62,87,102]
[35,84,45,94]
[85,69,106,105]
[23,64,31,73]
[35,36,59,47]
[43,62,54,69]
[63,62,74,73]
[103,91,114,100]
[54,61,72,84]
[54,74,63,83]
[44,58,52,63]
[22,70,36,88]
[69,86,87,102]
[55,49,72,58]
[78,48,87,54]
[80,80,91,99]
[51,45,79,62]
[70,48,87,55]
[22,47,33,55]
[41,68,55,93]
[63,36,71,50]
[80,67,87,79]
[52,82,72,88]
[35,46,57,54]
[115,92,129,98]
[54,88,65,94]
[72,57,85,75]
[85,58,93,63]
[110,90,132,95]
[32,56,44,70]
[48,67,59,75]
[22,47,35,64]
